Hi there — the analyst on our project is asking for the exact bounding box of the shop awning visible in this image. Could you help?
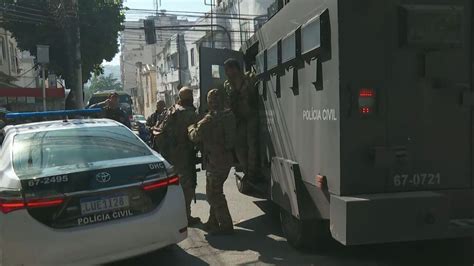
[0,87,65,98]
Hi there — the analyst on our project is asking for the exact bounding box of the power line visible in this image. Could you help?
[124,27,254,34]
[0,4,50,19]
[121,38,243,44]
[0,9,51,24]
[125,8,263,18]
[17,64,38,78]
[125,11,260,22]
[0,17,50,25]
[1,2,48,14]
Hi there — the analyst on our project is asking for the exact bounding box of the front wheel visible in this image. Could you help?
[279,209,331,250]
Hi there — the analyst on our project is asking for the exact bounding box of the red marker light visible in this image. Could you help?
[360,107,371,114]
[358,88,376,115]
[359,88,374,97]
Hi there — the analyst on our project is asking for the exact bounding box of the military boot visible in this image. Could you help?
[203,220,220,232]
[208,226,234,236]
[211,204,234,235]
[203,207,219,231]
[188,216,201,227]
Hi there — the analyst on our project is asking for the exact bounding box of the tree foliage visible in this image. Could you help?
[85,73,123,101]
[0,0,125,83]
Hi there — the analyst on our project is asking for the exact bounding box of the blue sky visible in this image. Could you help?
[104,0,209,65]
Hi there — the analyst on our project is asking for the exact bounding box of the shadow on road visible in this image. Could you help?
[205,200,473,266]
[195,192,207,201]
[108,245,208,266]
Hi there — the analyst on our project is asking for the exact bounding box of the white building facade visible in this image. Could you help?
[154,0,274,108]
[120,15,191,115]
[0,27,62,112]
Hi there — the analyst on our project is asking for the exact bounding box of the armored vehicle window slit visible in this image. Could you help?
[301,9,331,92]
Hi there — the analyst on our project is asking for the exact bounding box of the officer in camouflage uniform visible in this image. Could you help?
[89,92,131,128]
[188,89,236,235]
[146,100,166,132]
[147,100,167,149]
[222,58,259,182]
[155,87,200,226]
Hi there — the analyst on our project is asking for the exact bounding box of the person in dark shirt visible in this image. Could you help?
[89,92,131,128]
[146,100,166,132]
[0,111,6,129]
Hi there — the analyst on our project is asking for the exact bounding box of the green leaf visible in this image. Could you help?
[0,0,125,85]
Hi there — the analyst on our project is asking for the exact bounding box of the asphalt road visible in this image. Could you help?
[112,170,473,266]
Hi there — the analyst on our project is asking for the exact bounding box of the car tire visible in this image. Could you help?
[279,209,330,250]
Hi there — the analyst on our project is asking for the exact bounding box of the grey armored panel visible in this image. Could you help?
[271,157,300,218]
[338,0,472,195]
[330,192,450,245]
[256,0,340,220]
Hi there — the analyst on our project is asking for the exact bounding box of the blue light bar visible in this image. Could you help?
[5,109,102,119]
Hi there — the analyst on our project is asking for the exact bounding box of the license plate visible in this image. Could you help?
[80,195,129,215]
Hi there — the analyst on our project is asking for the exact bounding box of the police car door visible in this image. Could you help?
[198,47,244,114]
[386,0,472,192]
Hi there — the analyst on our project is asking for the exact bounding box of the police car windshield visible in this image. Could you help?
[12,126,151,179]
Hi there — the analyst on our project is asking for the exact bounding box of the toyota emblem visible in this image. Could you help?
[95,172,111,183]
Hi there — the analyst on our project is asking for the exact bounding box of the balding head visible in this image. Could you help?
[178,87,194,107]
[207,89,222,111]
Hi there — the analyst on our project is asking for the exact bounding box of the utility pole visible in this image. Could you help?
[42,66,46,111]
[37,45,50,111]
[69,0,84,109]
[50,0,84,109]
[177,34,182,86]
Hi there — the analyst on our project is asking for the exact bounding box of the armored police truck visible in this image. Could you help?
[199,0,474,248]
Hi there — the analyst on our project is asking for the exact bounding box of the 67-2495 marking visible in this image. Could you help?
[393,173,440,187]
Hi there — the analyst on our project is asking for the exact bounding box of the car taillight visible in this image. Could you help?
[358,88,376,115]
[168,176,180,185]
[0,200,25,214]
[26,198,65,208]
[141,175,180,191]
[0,196,65,214]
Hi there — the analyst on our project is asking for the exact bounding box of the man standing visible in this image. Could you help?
[89,92,131,128]
[188,89,236,235]
[222,58,259,183]
[147,100,166,148]
[0,110,6,130]
[146,100,166,131]
[155,87,200,226]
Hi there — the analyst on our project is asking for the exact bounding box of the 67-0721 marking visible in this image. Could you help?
[393,173,441,187]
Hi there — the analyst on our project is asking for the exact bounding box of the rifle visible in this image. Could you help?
[192,147,202,204]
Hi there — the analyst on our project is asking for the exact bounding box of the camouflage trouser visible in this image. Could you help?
[180,175,195,218]
[206,170,233,230]
[235,116,259,178]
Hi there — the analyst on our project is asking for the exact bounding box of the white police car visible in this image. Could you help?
[0,110,187,265]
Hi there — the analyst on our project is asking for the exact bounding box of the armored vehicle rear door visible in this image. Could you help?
[385,1,472,191]
[198,47,244,114]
